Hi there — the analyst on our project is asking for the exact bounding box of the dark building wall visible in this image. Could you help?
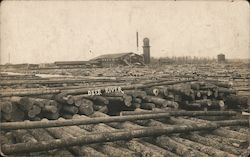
[95,53,144,67]
[217,54,225,63]
[143,38,150,64]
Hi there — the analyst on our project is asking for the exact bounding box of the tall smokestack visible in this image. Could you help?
[136,32,139,51]
[143,37,150,64]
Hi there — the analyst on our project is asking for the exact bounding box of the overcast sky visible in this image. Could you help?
[1,0,249,64]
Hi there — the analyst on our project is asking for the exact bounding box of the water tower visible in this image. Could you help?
[143,38,150,64]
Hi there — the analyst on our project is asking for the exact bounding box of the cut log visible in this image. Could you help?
[180,133,244,155]
[131,103,141,109]
[0,101,13,113]
[218,88,237,95]
[143,96,179,108]
[79,104,94,116]
[59,117,135,157]
[88,113,179,157]
[62,105,78,114]
[79,95,109,105]
[28,128,74,156]
[140,103,155,110]
[1,119,249,155]
[42,112,60,120]
[203,134,249,149]
[145,88,160,96]
[132,98,142,104]
[54,93,74,105]
[43,119,103,156]
[10,96,33,111]
[1,111,239,130]
[43,105,58,113]
[156,136,209,157]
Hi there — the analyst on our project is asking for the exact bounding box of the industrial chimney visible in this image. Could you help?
[143,38,150,64]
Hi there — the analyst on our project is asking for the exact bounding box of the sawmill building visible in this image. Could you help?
[90,52,144,67]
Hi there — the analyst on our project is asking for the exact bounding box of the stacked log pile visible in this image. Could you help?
[1,65,250,157]
[0,109,249,156]
[1,78,249,122]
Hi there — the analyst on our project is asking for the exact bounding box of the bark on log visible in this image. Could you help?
[156,136,209,157]
[145,88,160,96]
[203,134,249,149]
[77,98,94,115]
[180,133,244,155]
[1,103,25,122]
[218,88,237,95]
[54,93,74,105]
[12,129,47,156]
[0,101,13,113]
[62,105,78,114]
[2,120,249,155]
[134,112,235,157]
[79,95,109,105]
[143,96,179,108]
[64,117,138,157]
[43,118,107,157]
[43,105,58,113]
[28,128,74,156]
[168,116,249,153]
[89,112,179,157]
[140,103,155,110]
[1,111,239,130]
[132,98,142,104]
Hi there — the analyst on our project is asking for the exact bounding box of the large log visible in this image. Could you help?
[42,104,58,113]
[63,117,138,157]
[1,111,239,130]
[88,113,178,157]
[140,103,156,110]
[54,93,74,105]
[205,80,233,88]
[173,135,237,157]
[1,103,25,122]
[0,101,13,113]
[1,89,61,97]
[62,105,78,114]
[168,116,249,154]
[10,96,33,111]
[77,95,109,105]
[203,134,249,149]
[28,105,41,118]
[3,119,248,154]
[94,112,206,157]
[124,90,147,99]
[11,129,47,156]
[0,78,118,86]
[145,87,160,96]
[143,96,179,108]
[225,95,250,109]
[42,118,107,157]
[77,98,94,115]
[180,133,244,155]
[218,88,237,95]
[156,136,209,157]
[185,117,250,140]
[134,113,236,157]
[28,128,74,156]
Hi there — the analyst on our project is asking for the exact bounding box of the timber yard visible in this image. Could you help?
[0,38,250,157]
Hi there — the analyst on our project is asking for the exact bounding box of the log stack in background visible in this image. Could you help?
[1,79,249,122]
[0,63,250,157]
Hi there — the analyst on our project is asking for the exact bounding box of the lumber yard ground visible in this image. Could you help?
[0,61,250,157]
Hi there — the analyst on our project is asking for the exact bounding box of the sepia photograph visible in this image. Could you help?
[0,0,249,156]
